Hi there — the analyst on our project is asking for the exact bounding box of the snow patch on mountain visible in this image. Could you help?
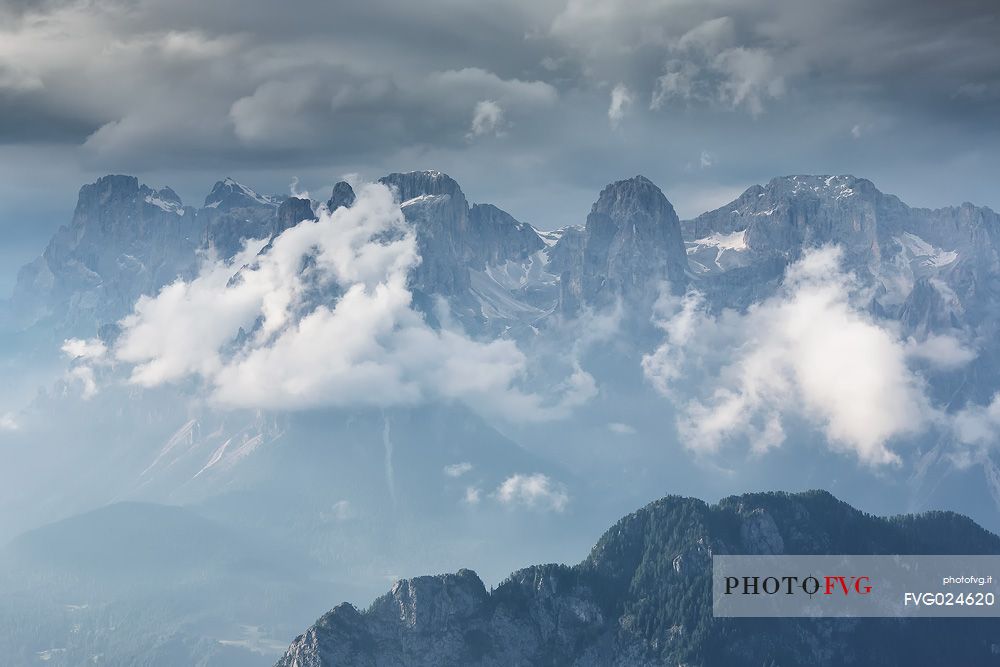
[685,230,750,274]
[898,232,959,269]
[537,227,572,247]
[689,230,748,251]
[144,193,185,215]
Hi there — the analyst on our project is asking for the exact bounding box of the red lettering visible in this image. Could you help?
[823,575,847,595]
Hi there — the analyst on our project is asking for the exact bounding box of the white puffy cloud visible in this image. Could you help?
[467,100,505,139]
[608,83,633,128]
[443,462,473,477]
[0,413,19,432]
[643,246,936,465]
[905,334,977,371]
[105,181,587,421]
[61,337,109,399]
[495,473,569,512]
[323,499,356,522]
[463,486,482,505]
[608,422,637,435]
[61,338,107,361]
[953,394,1000,447]
[67,365,99,400]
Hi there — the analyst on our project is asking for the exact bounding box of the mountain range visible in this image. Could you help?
[2,169,1000,665]
[9,171,999,367]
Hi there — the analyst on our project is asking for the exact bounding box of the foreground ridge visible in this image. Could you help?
[276,490,1000,667]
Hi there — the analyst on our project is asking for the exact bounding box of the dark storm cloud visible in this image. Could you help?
[2,0,997,161]
[0,0,998,270]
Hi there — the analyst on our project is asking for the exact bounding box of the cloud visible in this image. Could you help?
[608,83,633,128]
[67,365,99,400]
[551,1,998,120]
[643,246,938,465]
[224,67,556,155]
[443,462,473,477]
[712,47,785,115]
[953,394,1000,447]
[94,181,588,421]
[650,64,695,110]
[684,149,715,171]
[647,19,786,116]
[61,338,107,361]
[0,413,18,431]
[426,68,557,108]
[467,100,505,139]
[230,78,332,148]
[157,29,243,61]
[905,334,977,371]
[608,422,636,435]
[0,62,42,92]
[495,473,569,512]
[60,337,108,398]
[463,486,482,505]
[323,499,356,522]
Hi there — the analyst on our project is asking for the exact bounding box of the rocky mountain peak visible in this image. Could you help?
[141,186,185,215]
[379,170,467,209]
[87,173,140,193]
[73,175,140,219]
[276,196,318,236]
[327,181,356,211]
[371,569,488,629]
[203,177,279,210]
[7,174,205,333]
[589,175,678,224]
[570,174,688,308]
[158,185,181,202]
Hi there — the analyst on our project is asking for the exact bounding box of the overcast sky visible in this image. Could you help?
[1,0,998,291]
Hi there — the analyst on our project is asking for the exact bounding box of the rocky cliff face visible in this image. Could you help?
[9,175,203,333]
[467,203,545,268]
[200,177,285,260]
[387,172,472,297]
[685,175,1000,321]
[276,196,319,236]
[555,176,688,314]
[327,181,357,211]
[276,490,1000,666]
[379,171,547,297]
